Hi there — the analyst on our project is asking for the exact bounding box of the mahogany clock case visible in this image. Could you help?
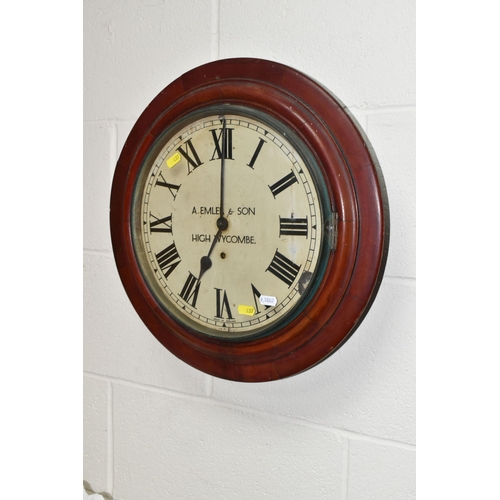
[109,58,389,382]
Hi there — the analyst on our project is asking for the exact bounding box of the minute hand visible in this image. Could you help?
[219,117,227,217]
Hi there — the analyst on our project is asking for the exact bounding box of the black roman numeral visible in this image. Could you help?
[149,213,173,233]
[266,250,301,287]
[210,126,233,161]
[155,242,181,280]
[269,170,298,197]
[279,216,308,237]
[251,283,271,315]
[179,272,201,308]
[155,173,180,200]
[247,138,266,169]
[215,288,233,320]
[177,139,203,174]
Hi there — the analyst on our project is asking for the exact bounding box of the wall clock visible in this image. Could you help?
[110,58,389,382]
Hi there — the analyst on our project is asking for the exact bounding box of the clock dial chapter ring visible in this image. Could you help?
[131,108,330,344]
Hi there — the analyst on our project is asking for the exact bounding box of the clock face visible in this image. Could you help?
[131,107,331,340]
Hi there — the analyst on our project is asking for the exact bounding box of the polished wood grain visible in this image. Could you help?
[110,58,389,382]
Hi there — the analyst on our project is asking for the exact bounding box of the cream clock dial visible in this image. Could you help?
[132,108,329,340]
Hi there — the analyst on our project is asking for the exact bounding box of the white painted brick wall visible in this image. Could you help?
[83,0,415,498]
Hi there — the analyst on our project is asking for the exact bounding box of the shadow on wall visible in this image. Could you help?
[83,481,113,500]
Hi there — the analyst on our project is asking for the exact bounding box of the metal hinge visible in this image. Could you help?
[326,211,338,252]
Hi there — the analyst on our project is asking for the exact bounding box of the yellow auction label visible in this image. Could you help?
[166,152,181,169]
[238,305,256,316]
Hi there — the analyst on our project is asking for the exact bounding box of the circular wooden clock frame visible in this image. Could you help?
[110,58,389,382]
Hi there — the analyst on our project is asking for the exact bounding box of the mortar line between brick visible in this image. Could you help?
[383,275,416,285]
[341,439,350,500]
[107,381,114,497]
[354,104,416,115]
[211,0,220,60]
[205,375,214,397]
[83,248,113,257]
[84,371,416,451]
[110,120,118,172]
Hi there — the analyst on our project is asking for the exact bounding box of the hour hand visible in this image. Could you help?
[197,226,223,281]
[198,255,212,281]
